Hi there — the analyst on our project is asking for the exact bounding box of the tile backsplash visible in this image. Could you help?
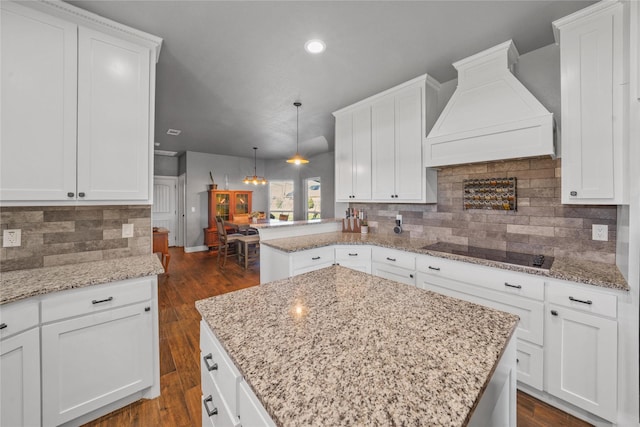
[354,157,617,264]
[0,205,152,272]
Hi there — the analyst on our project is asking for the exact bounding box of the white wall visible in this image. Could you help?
[184,151,268,249]
[265,151,335,221]
[154,155,179,176]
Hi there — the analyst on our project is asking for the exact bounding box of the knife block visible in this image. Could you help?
[342,218,362,233]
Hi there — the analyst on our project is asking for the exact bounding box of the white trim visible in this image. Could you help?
[332,74,440,116]
[185,245,208,253]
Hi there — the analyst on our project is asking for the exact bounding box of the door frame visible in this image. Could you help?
[152,176,178,247]
[177,174,186,247]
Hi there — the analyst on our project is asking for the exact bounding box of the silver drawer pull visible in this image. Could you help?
[504,282,522,289]
[203,353,218,371]
[428,266,440,271]
[92,296,113,305]
[203,395,218,417]
[569,296,593,305]
[386,257,396,262]
[312,256,321,260]
[0,323,6,330]
[348,253,358,256]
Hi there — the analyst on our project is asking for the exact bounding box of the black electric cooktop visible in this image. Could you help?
[422,242,554,270]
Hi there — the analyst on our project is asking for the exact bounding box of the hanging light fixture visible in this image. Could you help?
[286,102,309,165]
[243,147,267,185]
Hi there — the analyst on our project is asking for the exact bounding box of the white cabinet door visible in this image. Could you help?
[0,2,77,202]
[0,327,41,427]
[352,106,372,201]
[556,1,627,204]
[42,302,154,425]
[394,84,424,201]
[371,97,396,200]
[546,305,617,421]
[335,113,354,201]
[77,27,151,201]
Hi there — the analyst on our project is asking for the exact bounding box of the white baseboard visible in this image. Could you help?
[185,245,208,253]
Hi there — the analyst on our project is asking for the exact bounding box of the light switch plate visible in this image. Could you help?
[3,229,21,247]
[122,223,134,238]
[592,224,608,241]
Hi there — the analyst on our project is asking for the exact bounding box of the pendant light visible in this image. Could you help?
[286,102,309,165]
[243,147,267,185]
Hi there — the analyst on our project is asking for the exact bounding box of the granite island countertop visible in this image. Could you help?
[196,266,519,427]
[0,254,165,305]
[260,232,629,291]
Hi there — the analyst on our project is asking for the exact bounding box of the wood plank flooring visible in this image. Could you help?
[84,248,591,427]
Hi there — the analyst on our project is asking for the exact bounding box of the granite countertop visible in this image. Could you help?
[261,232,629,291]
[196,266,519,427]
[0,254,165,305]
[252,218,340,229]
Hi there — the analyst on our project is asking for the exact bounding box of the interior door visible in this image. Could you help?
[152,176,177,247]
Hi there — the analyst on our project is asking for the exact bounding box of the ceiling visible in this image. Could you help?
[68,0,595,161]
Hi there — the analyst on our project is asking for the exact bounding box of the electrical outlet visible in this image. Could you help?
[122,223,134,238]
[592,224,608,241]
[3,229,21,247]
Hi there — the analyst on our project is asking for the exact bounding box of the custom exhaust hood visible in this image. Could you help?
[425,40,554,167]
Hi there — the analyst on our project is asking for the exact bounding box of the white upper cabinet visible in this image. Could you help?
[553,1,628,204]
[334,74,439,204]
[0,2,78,202]
[77,28,151,201]
[0,1,161,205]
[334,106,372,201]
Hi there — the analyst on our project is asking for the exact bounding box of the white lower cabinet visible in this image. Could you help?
[0,327,41,427]
[371,247,416,286]
[290,246,335,276]
[0,276,159,427]
[335,246,371,274]
[546,282,618,422]
[200,320,274,427]
[42,302,154,425]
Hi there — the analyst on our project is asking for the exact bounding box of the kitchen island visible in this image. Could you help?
[196,266,519,426]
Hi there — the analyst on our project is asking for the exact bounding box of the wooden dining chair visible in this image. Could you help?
[215,216,243,267]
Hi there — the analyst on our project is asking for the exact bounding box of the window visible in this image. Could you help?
[305,177,321,220]
[269,180,294,221]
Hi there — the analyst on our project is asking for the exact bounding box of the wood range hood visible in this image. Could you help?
[425,40,555,167]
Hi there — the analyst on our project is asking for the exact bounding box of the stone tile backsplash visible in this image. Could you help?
[0,205,152,272]
[353,157,617,264]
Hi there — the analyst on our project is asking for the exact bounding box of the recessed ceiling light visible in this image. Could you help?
[304,39,325,54]
[167,129,181,136]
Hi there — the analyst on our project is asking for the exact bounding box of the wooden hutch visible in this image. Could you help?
[204,189,252,249]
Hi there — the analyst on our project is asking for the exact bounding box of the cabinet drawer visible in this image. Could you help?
[516,340,543,391]
[418,273,544,346]
[41,277,153,323]
[0,299,39,339]
[372,263,416,287]
[201,366,240,427]
[547,281,617,318]
[372,247,415,270]
[291,247,335,271]
[335,245,371,262]
[200,320,242,415]
[417,255,544,300]
[237,381,275,427]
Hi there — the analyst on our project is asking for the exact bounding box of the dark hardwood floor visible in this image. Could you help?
[84,247,591,427]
